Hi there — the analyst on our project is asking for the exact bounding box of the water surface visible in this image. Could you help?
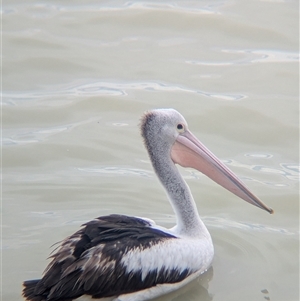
[2,1,299,301]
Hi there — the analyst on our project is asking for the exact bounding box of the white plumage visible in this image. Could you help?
[120,233,213,282]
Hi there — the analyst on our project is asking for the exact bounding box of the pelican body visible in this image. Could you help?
[23,109,273,301]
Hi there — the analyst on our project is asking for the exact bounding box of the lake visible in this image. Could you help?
[2,1,299,301]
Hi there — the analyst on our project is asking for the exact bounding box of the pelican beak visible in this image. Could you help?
[171,130,273,214]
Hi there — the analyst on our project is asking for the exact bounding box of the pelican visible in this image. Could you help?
[23,109,273,301]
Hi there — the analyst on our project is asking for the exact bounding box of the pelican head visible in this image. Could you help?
[141,108,273,214]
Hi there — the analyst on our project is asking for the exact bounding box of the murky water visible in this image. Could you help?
[2,1,299,301]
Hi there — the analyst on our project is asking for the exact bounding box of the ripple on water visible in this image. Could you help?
[204,216,296,235]
[71,81,246,101]
[77,166,152,178]
[3,118,100,146]
[245,153,273,159]
[186,49,299,66]
[2,80,246,108]
[223,157,299,185]
[31,2,222,15]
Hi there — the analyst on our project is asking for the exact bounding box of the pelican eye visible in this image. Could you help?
[176,123,184,132]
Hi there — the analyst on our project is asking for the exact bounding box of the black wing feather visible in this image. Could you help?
[23,214,186,301]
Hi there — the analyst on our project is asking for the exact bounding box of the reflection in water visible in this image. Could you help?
[158,267,214,301]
